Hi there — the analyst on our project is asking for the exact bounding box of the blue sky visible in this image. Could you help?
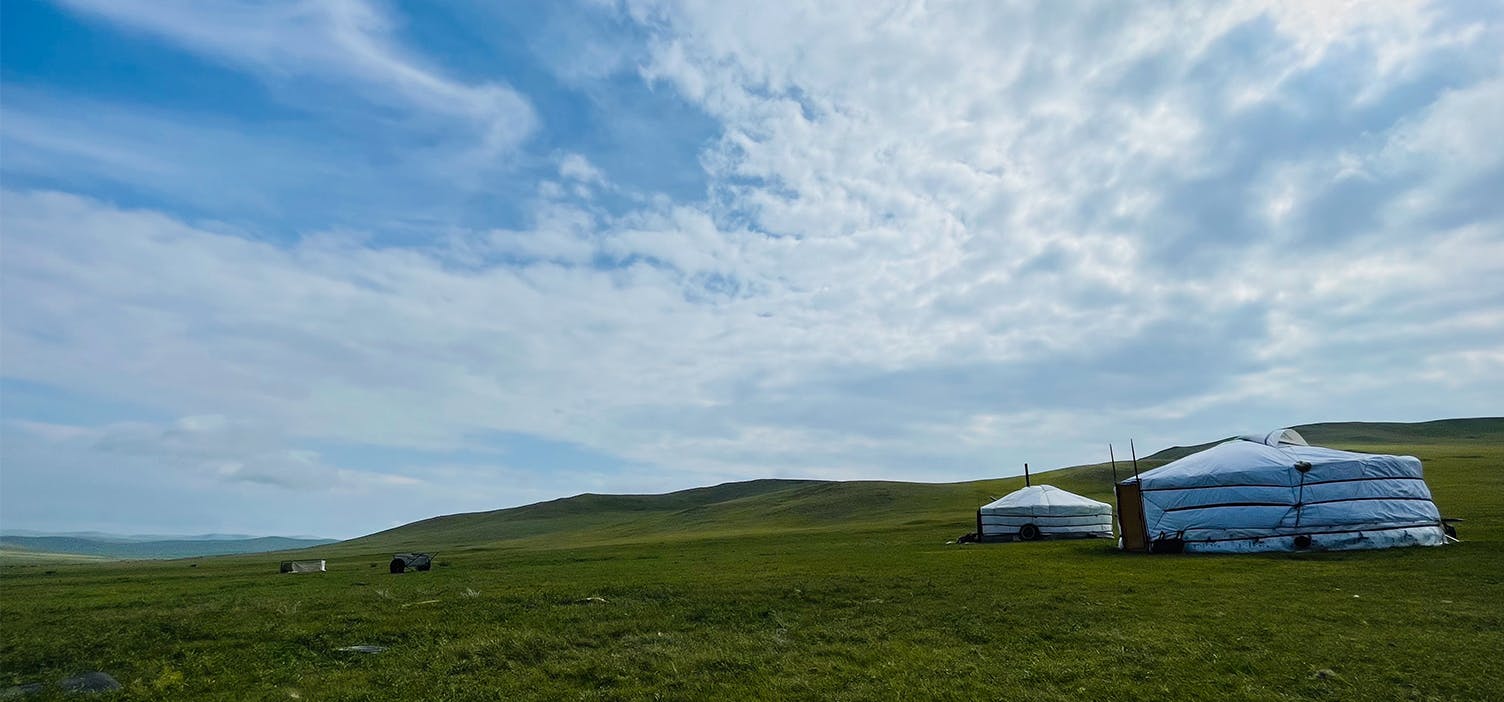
[2,0,1501,538]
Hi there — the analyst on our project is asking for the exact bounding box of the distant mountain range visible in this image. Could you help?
[0,533,337,559]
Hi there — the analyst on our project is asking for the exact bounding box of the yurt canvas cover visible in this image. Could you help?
[279,560,325,574]
[1117,432,1446,553]
[977,485,1114,541]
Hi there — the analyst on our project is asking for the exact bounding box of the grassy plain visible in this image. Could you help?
[0,550,111,565]
[2,419,1500,700]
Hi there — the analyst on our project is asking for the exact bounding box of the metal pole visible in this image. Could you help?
[1130,439,1141,481]
[1109,444,1119,483]
[1024,463,1031,487]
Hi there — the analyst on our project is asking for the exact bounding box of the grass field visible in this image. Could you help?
[2,419,1501,700]
[0,549,111,565]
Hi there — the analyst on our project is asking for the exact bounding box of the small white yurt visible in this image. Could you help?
[279,560,326,574]
[1115,429,1448,553]
[976,485,1114,541]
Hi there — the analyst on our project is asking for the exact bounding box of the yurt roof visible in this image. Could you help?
[979,484,1111,513]
[1129,436,1420,490]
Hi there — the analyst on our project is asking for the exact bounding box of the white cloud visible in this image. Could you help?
[0,88,466,226]
[559,153,607,185]
[11,413,415,492]
[54,0,536,159]
[4,166,1499,487]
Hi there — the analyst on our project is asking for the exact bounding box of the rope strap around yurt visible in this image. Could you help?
[1293,461,1312,529]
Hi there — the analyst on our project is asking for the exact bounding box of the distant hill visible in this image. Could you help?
[0,530,284,542]
[1295,417,1504,446]
[1139,417,1504,462]
[0,535,337,560]
[336,418,1501,553]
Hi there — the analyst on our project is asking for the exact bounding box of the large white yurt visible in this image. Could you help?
[1115,429,1449,553]
[976,485,1114,541]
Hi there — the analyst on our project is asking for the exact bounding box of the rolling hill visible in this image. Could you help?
[342,417,1503,551]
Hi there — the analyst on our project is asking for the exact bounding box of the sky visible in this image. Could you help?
[1,0,1501,539]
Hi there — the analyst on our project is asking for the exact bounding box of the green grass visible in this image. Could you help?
[3,419,1501,700]
[0,549,112,565]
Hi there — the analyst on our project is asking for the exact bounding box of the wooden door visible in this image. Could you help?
[1115,482,1148,552]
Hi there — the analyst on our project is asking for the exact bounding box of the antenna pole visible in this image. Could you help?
[1129,438,1149,552]
[1024,463,1031,487]
[1109,444,1119,483]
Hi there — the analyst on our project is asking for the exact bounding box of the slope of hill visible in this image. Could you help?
[341,417,1502,552]
[0,535,337,560]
